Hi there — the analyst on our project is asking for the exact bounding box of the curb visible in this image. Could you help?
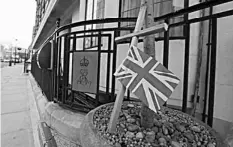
[28,73,57,147]
[27,74,43,147]
[38,121,57,147]
[28,73,85,147]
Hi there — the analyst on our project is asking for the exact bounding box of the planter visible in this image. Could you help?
[80,101,228,147]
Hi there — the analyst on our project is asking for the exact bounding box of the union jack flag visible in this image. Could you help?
[114,46,180,113]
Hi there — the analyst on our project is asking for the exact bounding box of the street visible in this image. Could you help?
[1,64,35,147]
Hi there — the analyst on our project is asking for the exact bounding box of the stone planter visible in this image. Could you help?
[80,102,228,147]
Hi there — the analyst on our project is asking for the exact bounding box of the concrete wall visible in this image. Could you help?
[212,2,233,138]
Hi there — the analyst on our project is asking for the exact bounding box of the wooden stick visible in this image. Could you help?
[108,2,147,133]
[191,3,205,117]
[140,0,157,129]
[115,23,168,43]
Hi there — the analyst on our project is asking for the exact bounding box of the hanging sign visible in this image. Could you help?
[72,51,99,93]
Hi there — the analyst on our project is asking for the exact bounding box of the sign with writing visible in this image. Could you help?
[72,51,99,93]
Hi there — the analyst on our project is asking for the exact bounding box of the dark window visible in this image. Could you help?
[120,0,184,38]
[84,0,105,49]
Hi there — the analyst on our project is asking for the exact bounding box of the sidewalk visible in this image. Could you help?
[1,64,37,147]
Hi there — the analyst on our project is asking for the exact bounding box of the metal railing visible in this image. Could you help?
[31,18,136,112]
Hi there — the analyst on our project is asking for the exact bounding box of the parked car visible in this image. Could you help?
[4,59,10,62]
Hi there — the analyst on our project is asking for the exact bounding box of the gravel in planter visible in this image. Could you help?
[93,102,218,147]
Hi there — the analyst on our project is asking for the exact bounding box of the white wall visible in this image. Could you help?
[71,0,85,50]
[167,40,185,106]
[211,1,233,138]
[214,2,233,123]
[104,0,119,18]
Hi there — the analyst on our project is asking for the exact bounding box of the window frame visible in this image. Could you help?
[84,0,105,50]
[119,0,185,38]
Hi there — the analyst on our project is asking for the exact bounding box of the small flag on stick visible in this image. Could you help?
[114,45,180,113]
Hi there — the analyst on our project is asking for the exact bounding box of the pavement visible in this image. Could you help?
[1,64,38,147]
[0,63,82,147]
[1,62,10,68]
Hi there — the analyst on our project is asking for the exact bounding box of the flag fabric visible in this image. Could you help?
[114,46,180,113]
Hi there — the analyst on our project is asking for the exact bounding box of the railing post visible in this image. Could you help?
[182,0,190,113]
[53,18,60,102]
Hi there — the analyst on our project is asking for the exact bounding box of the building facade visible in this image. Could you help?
[30,0,233,140]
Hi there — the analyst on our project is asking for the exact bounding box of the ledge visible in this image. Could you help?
[31,0,80,49]
[28,74,86,146]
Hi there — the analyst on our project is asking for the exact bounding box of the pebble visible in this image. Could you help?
[175,124,186,132]
[115,142,121,147]
[151,142,160,147]
[124,113,131,119]
[161,115,169,121]
[127,118,136,123]
[168,127,175,134]
[117,127,125,134]
[130,109,136,114]
[136,120,140,126]
[207,143,215,147]
[184,132,195,141]
[170,118,175,122]
[191,126,201,133]
[153,119,162,127]
[194,134,199,141]
[197,141,201,146]
[151,126,159,133]
[127,103,135,108]
[127,124,139,132]
[171,141,182,147]
[120,123,126,128]
[136,132,144,139]
[158,137,167,144]
[162,126,169,135]
[125,131,135,138]
[156,132,164,139]
[145,131,155,143]
[121,104,128,110]
[154,113,161,120]
[180,122,189,127]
